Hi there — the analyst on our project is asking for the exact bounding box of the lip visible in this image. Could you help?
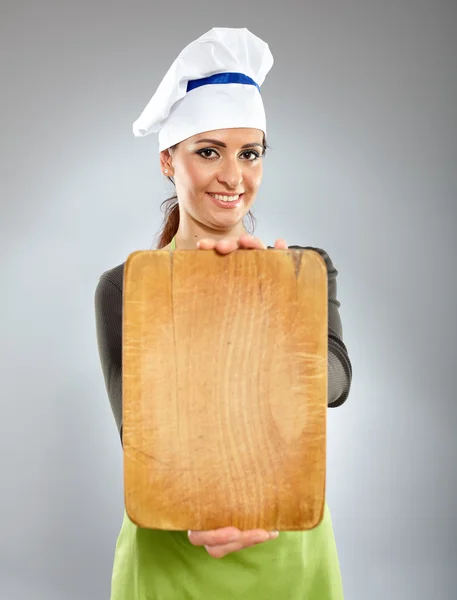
[207,192,245,196]
[206,192,244,209]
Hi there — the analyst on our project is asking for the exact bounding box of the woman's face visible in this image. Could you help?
[160,128,264,232]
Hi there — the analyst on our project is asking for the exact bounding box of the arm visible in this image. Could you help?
[94,273,124,444]
[289,245,353,407]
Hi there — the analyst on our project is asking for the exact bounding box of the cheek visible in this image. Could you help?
[246,164,263,191]
[181,162,211,193]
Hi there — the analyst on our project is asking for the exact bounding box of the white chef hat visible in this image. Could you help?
[132,27,274,151]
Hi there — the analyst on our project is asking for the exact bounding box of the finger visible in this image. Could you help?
[206,536,269,559]
[196,239,217,250]
[204,531,278,559]
[274,238,288,249]
[188,527,242,547]
[197,238,239,253]
[213,239,239,254]
[188,526,275,547]
[237,234,266,249]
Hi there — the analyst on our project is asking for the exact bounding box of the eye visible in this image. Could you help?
[241,150,261,161]
[196,148,219,159]
[196,148,262,161]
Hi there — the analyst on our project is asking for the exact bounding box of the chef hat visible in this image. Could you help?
[132,27,274,151]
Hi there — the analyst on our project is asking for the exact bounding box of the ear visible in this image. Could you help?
[159,149,174,177]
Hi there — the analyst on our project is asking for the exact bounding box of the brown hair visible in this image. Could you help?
[153,134,269,249]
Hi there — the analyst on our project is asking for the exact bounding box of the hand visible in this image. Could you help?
[197,233,288,254]
[188,526,279,559]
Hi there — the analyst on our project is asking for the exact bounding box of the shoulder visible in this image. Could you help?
[268,245,338,278]
[95,262,125,294]
[94,262,125,313]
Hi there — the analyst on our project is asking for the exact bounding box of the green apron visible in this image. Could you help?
[110,237,344,599]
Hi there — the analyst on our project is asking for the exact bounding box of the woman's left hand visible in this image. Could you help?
[197,233,287,254]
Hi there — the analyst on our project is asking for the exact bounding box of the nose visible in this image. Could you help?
[217,157,243,189]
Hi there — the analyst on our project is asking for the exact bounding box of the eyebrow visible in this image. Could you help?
[193,138,263,149]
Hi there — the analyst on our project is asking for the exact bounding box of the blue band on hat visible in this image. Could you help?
[186,72,260,93]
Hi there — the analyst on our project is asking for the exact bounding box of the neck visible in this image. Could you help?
[173,216,248,250]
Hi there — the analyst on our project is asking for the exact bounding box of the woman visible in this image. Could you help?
[95,27,352,600]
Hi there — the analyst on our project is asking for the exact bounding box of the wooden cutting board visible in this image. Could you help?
[122,248,328,532]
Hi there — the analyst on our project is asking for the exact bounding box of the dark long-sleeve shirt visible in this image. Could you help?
[94,245,353,443]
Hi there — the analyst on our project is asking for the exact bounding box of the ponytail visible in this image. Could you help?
[155,192,180,249]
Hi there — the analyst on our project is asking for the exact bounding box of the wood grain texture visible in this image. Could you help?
[122,248,328,531]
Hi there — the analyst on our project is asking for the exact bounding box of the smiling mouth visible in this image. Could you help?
[207,192,243,203]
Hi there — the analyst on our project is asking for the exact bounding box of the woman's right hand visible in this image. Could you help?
[188,526,279,559]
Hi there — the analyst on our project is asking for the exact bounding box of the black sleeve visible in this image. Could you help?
[288,245,353,407]
[94,274,124,443]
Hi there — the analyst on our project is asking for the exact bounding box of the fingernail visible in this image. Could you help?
[269,531,279,539]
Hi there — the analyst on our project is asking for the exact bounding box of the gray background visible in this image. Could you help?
[1,0,456,598]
